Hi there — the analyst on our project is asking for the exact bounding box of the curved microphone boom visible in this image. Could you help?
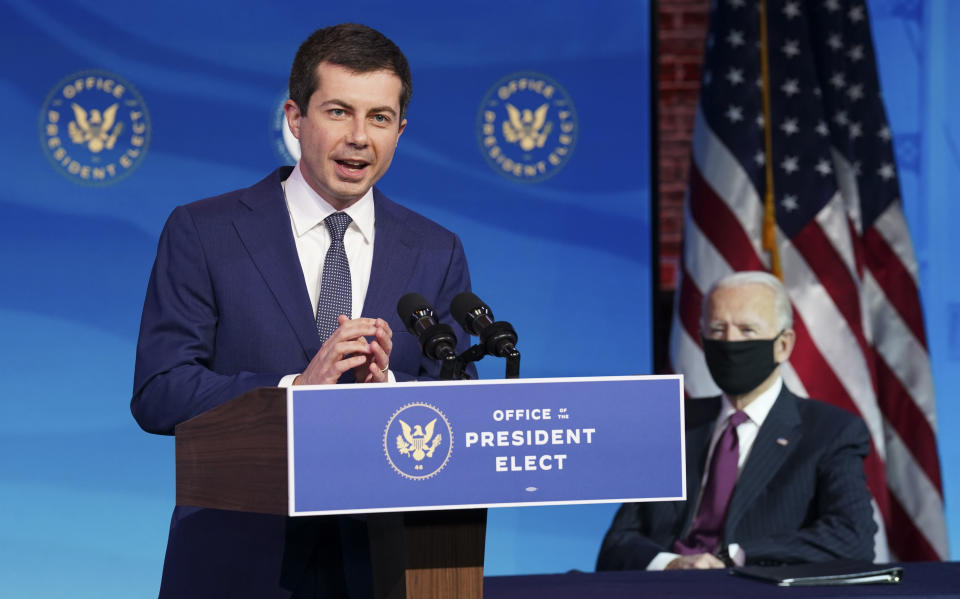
[396,293,459,361]
[450,291,518,358]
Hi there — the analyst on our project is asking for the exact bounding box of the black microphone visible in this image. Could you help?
[450,291,518,358]
[397,293,458,361]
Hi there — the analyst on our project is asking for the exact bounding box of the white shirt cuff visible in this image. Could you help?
[647,552,680,571]
[279,370,394,386]
[728,543,745,566]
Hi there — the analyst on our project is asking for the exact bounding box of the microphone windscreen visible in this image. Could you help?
[397,293,433,321]
[450,291,487,327]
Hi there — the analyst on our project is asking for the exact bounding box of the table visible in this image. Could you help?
[484,562,960,598]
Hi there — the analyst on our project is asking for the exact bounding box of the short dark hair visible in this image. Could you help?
[289,23,412,119]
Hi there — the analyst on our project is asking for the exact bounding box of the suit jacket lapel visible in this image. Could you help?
[361,190,419,320]
[725,386,803,536]
[232,168,321,360]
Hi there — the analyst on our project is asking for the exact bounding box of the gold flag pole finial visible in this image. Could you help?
[759,0,782,280]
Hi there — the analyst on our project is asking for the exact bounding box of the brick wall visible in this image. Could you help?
[653,0,710,370]
[657,0,710,291]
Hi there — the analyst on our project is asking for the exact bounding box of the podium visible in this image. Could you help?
[174,376,684,598]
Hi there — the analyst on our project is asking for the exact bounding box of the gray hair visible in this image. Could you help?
[702,271,794,331]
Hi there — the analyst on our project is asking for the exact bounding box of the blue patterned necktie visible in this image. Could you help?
[316,212,352,341]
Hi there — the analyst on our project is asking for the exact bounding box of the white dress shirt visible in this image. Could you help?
[277,162,386,386]
[646,377,783,570]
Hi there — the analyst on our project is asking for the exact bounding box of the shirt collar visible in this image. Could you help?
[283,162,375,243]
[720,376,782,428]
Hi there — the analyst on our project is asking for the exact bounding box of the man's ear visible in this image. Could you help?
[283,99,303,140]
[775,328,796,363]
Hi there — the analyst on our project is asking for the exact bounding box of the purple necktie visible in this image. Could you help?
[674,410,749,555]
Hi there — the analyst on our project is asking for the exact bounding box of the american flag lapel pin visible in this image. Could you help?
[777,438,789,446]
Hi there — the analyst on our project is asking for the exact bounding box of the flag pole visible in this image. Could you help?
[758,0,781,279]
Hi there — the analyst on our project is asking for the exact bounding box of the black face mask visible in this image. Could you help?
[702,331,783,396]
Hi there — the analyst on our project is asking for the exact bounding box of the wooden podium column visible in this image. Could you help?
[368,509,486,599]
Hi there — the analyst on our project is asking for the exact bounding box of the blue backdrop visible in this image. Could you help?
[2,1,958,598]
[0,1,650,596]
[869,0,960,558]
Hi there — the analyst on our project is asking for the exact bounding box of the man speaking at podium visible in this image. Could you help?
[598,271,876,571]
[131,24,472,598]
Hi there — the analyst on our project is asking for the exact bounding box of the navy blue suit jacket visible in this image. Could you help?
[132,167,473,598]
[596,386,877,570]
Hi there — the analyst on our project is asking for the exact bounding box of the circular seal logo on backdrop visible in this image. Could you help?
[39,70,150,185]
[476,72,577,183]
[271,91,300,165]
[383,402,453,480]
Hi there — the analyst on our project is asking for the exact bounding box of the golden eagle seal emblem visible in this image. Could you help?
[384,403,453,480]
[503,103,552,151]
[396,418,442,461]
[477,72,577,183]
[40,70,150,185]
[68,103,123,153]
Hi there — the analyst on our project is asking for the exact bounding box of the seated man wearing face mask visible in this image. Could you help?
[597,271,877,571]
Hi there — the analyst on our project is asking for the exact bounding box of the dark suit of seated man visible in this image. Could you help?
[597,271,877,571]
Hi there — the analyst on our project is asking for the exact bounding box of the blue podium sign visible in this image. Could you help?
[287,375,684,516]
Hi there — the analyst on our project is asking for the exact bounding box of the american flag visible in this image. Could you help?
[669,0,946,560]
